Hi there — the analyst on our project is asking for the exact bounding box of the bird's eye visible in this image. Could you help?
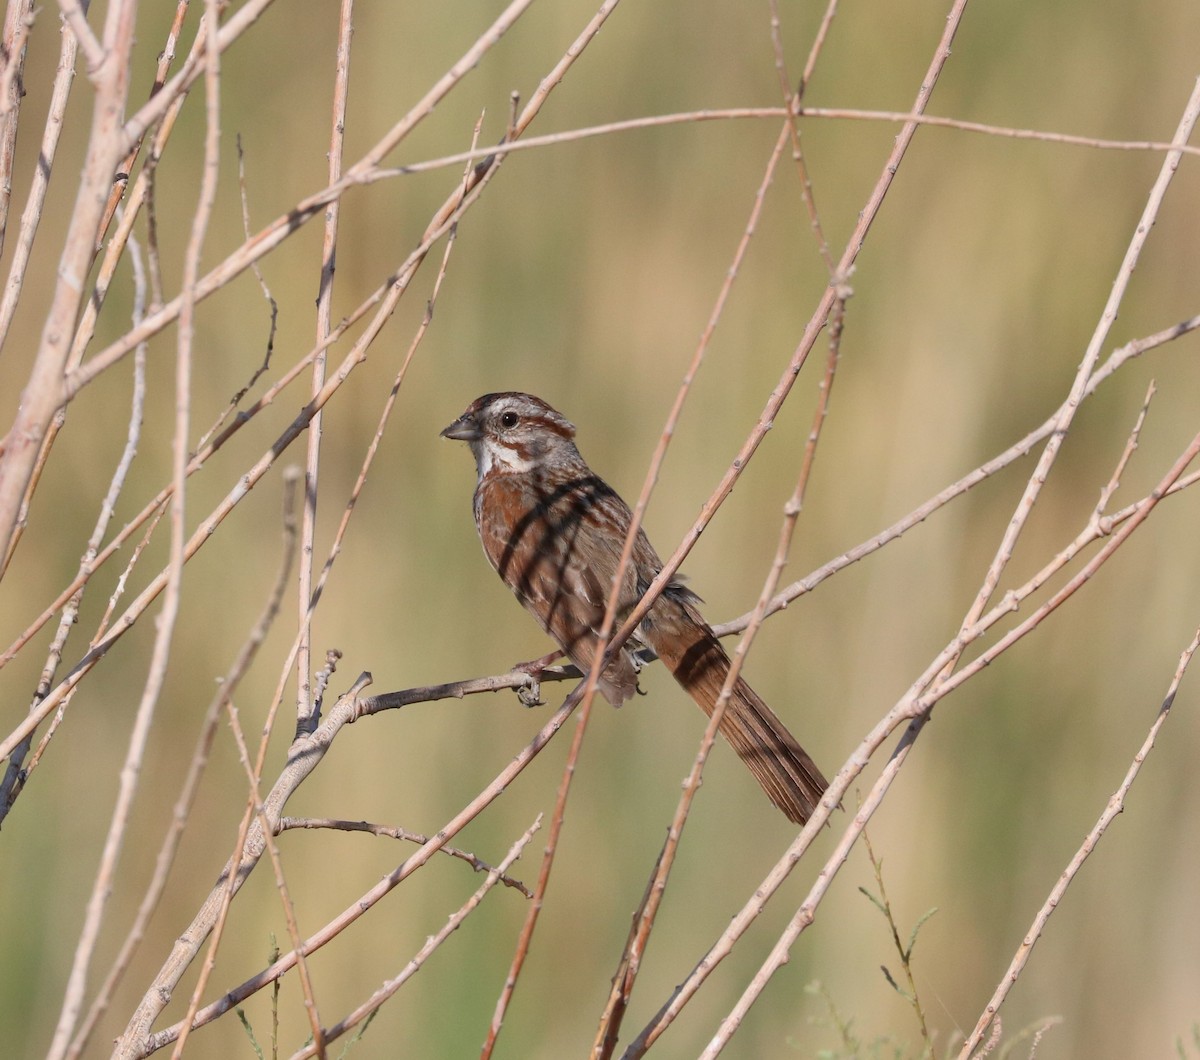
[499,411,519,429]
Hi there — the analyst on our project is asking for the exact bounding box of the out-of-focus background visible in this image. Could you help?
[2,2,1199,1057]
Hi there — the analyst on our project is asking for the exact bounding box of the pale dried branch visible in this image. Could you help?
[0,154,490,764]
[492,71,823,1040]
[65,0,538,401]
[0,224,150,822]
[93,1,191,254]
[120,674,585,1057]
[959,624,1200,1055]
[0,0,34,126]
[68,6,197,372]
[477,6,633,1052]
[711,311,1200,641]
[283,110,471,748]
[386,105,1200,179]
[700,411,1200,1056]
[113,668,369,1057]
[0,0,137,568]
[0,0,47,323]
[607,0,970,691]
[55,0,102,72]
[118,0,278,150]
[47,5,220,1055]
[769,0,837,271]
[628,423,1199,1058]
[66,467,302,1059]
[598,285,850,1058]
[286,816,542,1059]
[593,839,669,1059]
[1,0,594,779]
[297,0,355,734]
[175,642,327,1059]
[940,75,1200,692]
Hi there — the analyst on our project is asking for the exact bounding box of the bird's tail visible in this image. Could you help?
[647,597,827,824]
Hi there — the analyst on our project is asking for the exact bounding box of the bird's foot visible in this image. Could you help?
[510,650,562,707]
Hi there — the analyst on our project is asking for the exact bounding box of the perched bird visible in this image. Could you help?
[441,391,827,823]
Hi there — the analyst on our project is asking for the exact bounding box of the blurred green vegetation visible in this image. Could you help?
[1,1,1198,1057]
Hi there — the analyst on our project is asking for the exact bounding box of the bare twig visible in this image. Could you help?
[175,646,328,1059]
[120,674,584,1057]
[606,0,972,704]
[55,0,103,72]
[284,108,472,747]
[0,144,493,764]
[0,0,137,569]
[505,80,811,1049]
[939,77,1200,693]
[769,0,837,271]
[959,624,1200,1055]
[711,312,1200,641]
[478,10,635,1056]
[92,0,191,253]
[596,283,850,1057]
[385,105,1200,178]
[690,423,1200,1058]
[278,817,532,896]
[64,0,538,401]
[0,0,43,301]
[0,224,150,822]
[297,0,354,735]
[593,839,669,1059]
[286,817,542,1059]
[46,5,208,1050]
[67,468,303,1059]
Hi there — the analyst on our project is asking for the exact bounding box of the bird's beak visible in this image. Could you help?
[440,414,481,442]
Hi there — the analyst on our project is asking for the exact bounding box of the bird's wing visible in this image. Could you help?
[476,473,640,705]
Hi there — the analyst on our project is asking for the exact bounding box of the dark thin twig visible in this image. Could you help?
[278,817,532,896]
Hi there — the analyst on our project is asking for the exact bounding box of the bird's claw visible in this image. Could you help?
[511,650,559,708]
[516,678,544,708]
[516,681,544,710]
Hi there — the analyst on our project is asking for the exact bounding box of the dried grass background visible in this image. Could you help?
[1,1,1199,1058]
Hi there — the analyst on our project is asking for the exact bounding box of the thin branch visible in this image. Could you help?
[959,624,1200,1055]
[0,0,38,261]
[0,221,149,822]
[938,75,1200,691]
[92,0,190,253]
[65,0,538,401]
[55,0,103,71]
[698,424,1200,1058]
[478,6,632,1053]
[0,139,495,764]
[769,0,836,271]
[385,105,1200,178]
[597,283,850,1057]
[0,6,75,349]
[174,653,327,1059]
[67,468,302,1059]
[121,675,583,1057]
[0,0,136,569]
[593,838,669,1059]
[604,1,971,819]
[622,1,973,1050]
[278,817,532,896]
[297,0,354,734]
[47,3,200,1048]
[287,817,542,1060]
[711,311,1200,640]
